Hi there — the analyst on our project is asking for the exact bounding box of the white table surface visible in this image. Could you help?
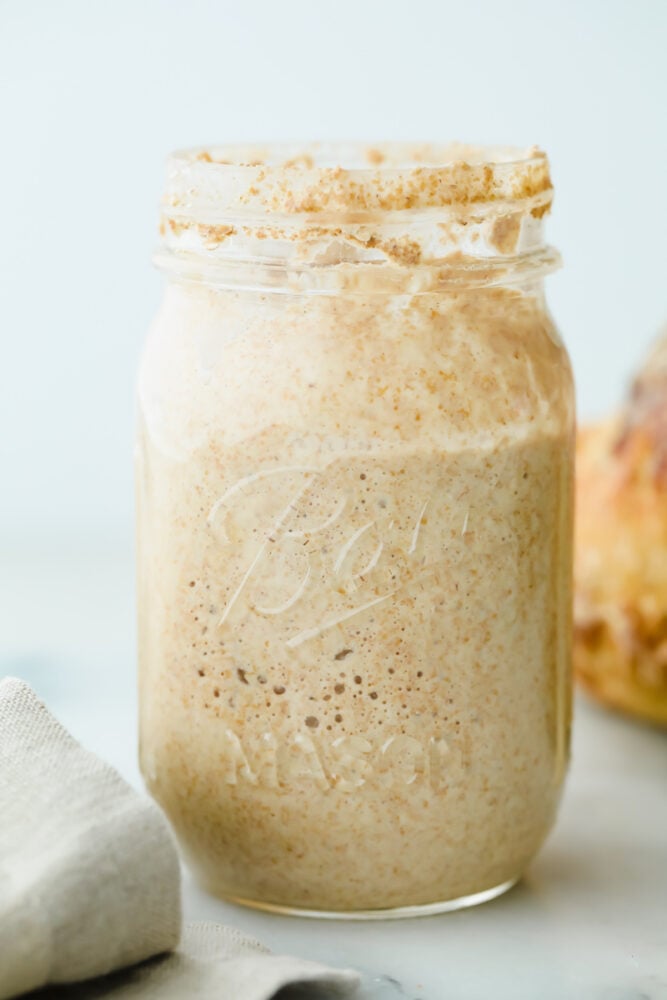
[2,547,666,1000]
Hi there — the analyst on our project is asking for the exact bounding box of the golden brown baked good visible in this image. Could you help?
[574,334,667,726]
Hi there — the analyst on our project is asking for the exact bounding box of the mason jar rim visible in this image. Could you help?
[162,141,553,220]
[157,142,560,289]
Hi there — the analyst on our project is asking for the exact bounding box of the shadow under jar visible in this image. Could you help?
[137,142,574,918]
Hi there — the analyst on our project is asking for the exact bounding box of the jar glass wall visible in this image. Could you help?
[137,143,574,917]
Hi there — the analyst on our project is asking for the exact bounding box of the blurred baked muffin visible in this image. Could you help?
[574,332,667,725]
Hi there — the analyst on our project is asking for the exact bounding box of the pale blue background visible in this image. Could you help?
[1,0,666,550]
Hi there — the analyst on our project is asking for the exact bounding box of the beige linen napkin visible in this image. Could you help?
[0,678,359,999]
[33,924,359,998]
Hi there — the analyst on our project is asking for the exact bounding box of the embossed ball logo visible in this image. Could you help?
[206,463,458,648]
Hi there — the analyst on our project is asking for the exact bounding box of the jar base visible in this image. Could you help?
[213,877,518,921]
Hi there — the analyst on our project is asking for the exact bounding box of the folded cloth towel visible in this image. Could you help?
[33,924,359,999]
[0,679,359,999]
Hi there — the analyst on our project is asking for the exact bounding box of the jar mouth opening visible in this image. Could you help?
[163,141,552,218]
[159,142,558,287]
[172,141,546,172]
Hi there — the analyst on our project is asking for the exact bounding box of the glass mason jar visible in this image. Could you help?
[137,143,574,918]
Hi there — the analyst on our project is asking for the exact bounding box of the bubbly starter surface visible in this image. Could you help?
[137,280,573,912]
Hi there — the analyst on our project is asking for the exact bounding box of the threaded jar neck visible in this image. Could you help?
[156,142,560,292]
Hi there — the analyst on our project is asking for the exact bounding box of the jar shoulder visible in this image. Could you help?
[138,283,574,456]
